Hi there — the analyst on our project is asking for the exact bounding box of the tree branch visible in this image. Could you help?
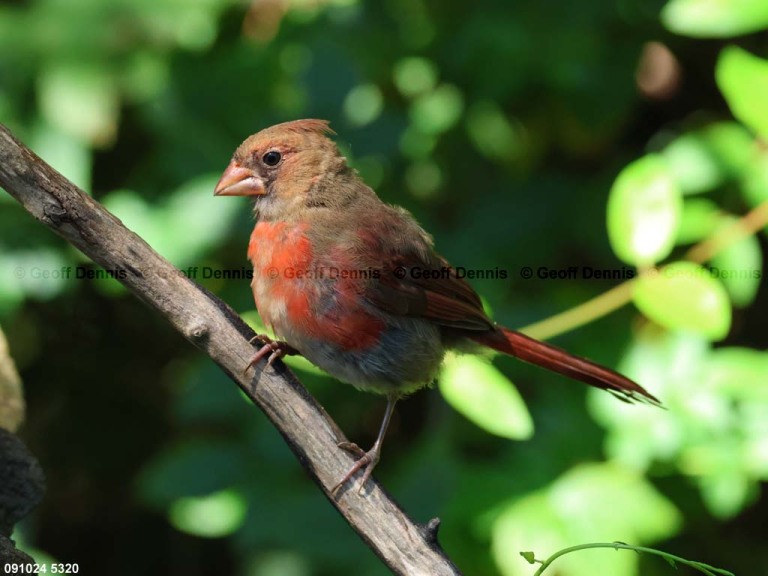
[0,124,461,576]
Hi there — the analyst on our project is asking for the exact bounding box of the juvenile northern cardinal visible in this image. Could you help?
[215,119,659,493]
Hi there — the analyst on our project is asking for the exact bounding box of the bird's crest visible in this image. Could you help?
[272,119,336,137]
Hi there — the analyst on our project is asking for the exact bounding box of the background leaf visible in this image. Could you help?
[716,46,768,140]
[607,155,682,266]
[662,0,768,38]
[633,262,732,340]
[492,463,681,576]
[439,354,533,440]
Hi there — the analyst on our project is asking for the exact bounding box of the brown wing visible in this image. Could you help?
[351,208,493,332]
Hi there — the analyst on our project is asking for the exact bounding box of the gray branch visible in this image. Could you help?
[0,124,461,576]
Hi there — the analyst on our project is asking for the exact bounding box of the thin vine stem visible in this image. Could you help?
[520,199,768,341]
[523,542,735,576]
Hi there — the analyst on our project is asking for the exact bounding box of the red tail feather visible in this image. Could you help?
[470,327,660,405]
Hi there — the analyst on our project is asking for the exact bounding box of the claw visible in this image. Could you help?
[331,395,398,496]
[243,334,297,375]
[332,444,381,495]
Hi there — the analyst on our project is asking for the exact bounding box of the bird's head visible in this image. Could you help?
[214,119,351,219]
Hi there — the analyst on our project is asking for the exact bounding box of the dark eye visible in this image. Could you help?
[262,150,282,166]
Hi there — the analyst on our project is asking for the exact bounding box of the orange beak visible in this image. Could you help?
[213,161,266,196]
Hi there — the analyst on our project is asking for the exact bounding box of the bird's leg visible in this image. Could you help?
[243,334,298,374]
[332,395,398,495]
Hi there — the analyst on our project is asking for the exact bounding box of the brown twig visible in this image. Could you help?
[0,123,461,576]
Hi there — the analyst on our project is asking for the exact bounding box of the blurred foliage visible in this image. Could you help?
[1,0,768,575]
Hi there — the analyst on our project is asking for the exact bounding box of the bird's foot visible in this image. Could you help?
[243,334,298,374]
[332,442,382,495]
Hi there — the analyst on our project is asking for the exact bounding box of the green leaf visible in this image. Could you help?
[38,61,118,146]
[701,122,755,178]
[439,354,533,440]
[741,153,768,209]
[589,330,707,470]
[519,551,536,565]
[29,124,92,192]
[676,198,722,245]
[705,347,768,400]
[2,249,71,304]
[633,262,731,340]
[607,155,682,266]
[694,456,754,518]
[662,133,725,194]
[492,463,681,576]
[104,175,242,268]
[709,218,763,307]
[162,174,243,264]
[716,46,768,140]
[662,0,768,38]
[169,489,247,538]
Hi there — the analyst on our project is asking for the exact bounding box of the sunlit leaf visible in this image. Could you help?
[676,198,721,244]
[38,61,118,146]
[662,132,724,194]
[104,176,242,269]
[662,0,768,38]
[492,463,681,576]
[683,445,754,518]
[103,190,166,250]
[519,551,536,565]
[741,153,768,209]
[607,155,682,266]
[590,330,709,470]
[742,400,768,477]
[549,463,682,541]
[137,2,221,51]
[169,489,247,538]
[716,46,768,140]
[633,262,731,340]
[162,174,243,264]
[29,124,92,192]
[701,472,754,518]
[708,217,763,307]
[705,347,768,400]
[701,122,755,178]
[2,248,71,304]
[439,354,533,440]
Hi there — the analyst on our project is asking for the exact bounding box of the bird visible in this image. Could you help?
[214,119,660,494]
